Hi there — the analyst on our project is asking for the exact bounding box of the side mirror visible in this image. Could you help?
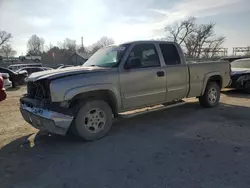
[124,57,142,69]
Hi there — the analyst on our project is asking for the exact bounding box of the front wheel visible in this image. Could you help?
[199,82,220,108]
[72,100,113,141]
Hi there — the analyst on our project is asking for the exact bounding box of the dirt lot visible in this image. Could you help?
[1,87,250,188]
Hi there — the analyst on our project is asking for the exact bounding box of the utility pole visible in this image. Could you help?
[81,37,83,48]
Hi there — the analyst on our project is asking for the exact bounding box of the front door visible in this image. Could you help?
[119,43,167,110]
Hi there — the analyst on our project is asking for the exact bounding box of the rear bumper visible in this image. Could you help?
[20,98,73,135]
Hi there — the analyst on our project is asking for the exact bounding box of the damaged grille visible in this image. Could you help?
[27,79,50,101]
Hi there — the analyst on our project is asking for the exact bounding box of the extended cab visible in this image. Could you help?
[20,41,231,141]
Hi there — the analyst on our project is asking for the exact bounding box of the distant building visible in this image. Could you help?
[68,52,92,66]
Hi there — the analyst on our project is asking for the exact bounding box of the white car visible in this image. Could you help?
[0,73,12,89]
[20,55,42,61]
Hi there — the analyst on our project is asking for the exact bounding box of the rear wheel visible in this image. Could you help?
[199,82,220,108]
[72,100,113,141]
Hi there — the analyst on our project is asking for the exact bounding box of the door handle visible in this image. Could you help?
[157,71,165,77]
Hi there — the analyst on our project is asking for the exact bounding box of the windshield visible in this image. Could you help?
[231,59,250,68]
[83,44,129,68]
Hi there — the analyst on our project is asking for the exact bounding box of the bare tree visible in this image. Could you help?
[184,33,197,57]
[45,42,54,52]
[97,36,114,47]
[0,30,13,47]
[194,23,215,57]
[165,17,196,45]
[61,38,76,53]
[184,23,215,57]
[27,35,45,55]
[0,44,16,58]
[184,23,225,58]
[88,44,102,54]
[203,36,226,58]
[166,17,226,58]
[78,46,86,54]
[88,36,115,54]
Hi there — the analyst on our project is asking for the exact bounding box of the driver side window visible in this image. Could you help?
[127,43,160,68]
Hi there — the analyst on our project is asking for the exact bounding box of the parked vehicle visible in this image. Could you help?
[228,58,250,93]
[221,56,250,63]
[0,67,27,88]
[20,41,231,141]
[42,67,53,71]
[16,67,51,76]
[8,63,42,72]
[0,73,12,89]
[0,74,7,102]
[19,55,41,61]
[57,65,74,69]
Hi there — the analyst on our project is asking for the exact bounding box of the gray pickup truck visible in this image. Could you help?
[20,41,231,141]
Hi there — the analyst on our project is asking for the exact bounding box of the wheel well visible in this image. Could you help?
[69,90,118,115]
[208,75,222,88]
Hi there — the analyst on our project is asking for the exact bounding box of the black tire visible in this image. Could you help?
[72,100,113,141]
[12,81,17,88]
[199,82,220,108]
[244,81,250,94]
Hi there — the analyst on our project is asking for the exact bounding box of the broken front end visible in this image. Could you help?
[20,79,73,135]
[230,74,250,93]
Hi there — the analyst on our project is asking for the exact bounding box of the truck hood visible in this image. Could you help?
[231,68,250,76]
[28,66,110,82]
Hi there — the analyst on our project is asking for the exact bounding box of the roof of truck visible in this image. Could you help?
[120,40,176,45]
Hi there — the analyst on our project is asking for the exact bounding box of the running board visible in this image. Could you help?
[118,100,186,119]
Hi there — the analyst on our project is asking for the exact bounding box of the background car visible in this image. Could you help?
[8,63,42,72]
[19,55,41,61]
[0,67,27,88]
[16,67,53,76]
[229,58,250,93]
[41,67,53,71]
[16,67,44,76]
[0,73,12,89]
[56,65,74,69]
[0,74,7,102]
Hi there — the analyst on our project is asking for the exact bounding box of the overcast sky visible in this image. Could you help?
[0,0,250,55]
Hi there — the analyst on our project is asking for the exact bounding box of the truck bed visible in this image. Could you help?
[187,60,231,97]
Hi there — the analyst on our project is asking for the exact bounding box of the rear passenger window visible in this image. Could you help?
[127,43,160,68]
[159,44,181,65]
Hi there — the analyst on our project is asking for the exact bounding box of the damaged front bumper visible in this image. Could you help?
[229,74,250,90]
[20,97,73,135]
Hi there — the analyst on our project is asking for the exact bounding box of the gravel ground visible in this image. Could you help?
[0,87,250,188]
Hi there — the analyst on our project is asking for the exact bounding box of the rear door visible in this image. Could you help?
[159,43,189,102]
[119,43,167,110]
